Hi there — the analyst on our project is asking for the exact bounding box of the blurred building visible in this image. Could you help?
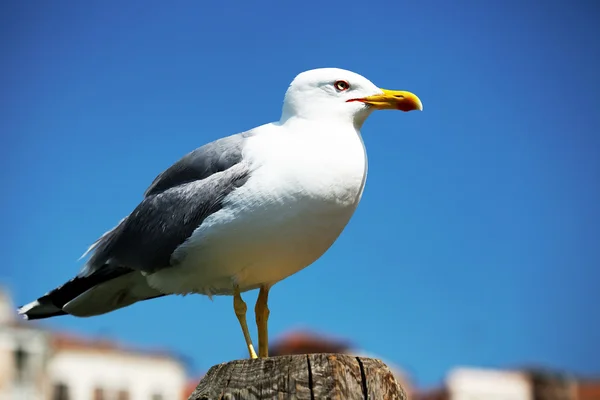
[0,289,52,400]
[575,379,600,400]
[445,367,533,400]
[414,366,600,400]
[47,333,186,400]
[0,287,187,400]
[525,367,577,400]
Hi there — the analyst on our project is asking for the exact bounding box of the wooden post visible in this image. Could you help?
[188,353,407,400]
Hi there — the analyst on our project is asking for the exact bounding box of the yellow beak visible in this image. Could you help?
[349,89,423,112]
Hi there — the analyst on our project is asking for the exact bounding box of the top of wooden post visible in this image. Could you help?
[188,353,407,400]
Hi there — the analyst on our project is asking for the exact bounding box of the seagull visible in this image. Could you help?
[18,68,422,359]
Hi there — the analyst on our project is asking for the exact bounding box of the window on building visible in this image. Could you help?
[117,389,130,400]
[93,387,105,400]
[52,382,70,400]
[13,345,28,383]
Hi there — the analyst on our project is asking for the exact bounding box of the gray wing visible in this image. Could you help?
[144,130,256,197]
[17,130,258,320]
[83,130,257,275]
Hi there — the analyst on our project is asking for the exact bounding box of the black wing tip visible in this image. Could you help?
[17,298,68,321]
[16,266,127,321]
[19,309,68,321]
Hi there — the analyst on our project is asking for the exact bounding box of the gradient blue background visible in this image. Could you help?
[1,0,598,387]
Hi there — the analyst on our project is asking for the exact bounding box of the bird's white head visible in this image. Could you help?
[280,68,422,128]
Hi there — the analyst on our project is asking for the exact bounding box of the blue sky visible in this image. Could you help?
[1,0,599,387]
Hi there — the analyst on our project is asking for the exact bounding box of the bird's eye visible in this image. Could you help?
[334,80,350,91]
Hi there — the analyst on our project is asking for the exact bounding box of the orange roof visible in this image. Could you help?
[269,329,352,356]
[51,331,180,362]
[53,332,117,351]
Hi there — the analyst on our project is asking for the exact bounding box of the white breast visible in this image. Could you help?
[147,121,368,296]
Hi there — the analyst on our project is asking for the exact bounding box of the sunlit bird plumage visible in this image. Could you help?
[18,68,422,358]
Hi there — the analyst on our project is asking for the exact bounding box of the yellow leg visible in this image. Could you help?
[233,286,257,359]
[255,285,271,358]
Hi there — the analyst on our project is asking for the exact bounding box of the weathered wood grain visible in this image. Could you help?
[188,353,406,400]
[359,356,408,400]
